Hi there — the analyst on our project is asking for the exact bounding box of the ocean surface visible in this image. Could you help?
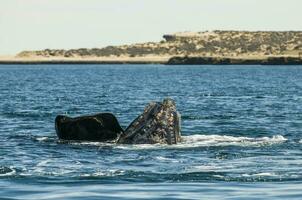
[0,64,302,199]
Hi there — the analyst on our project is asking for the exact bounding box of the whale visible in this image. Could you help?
[55,113,123,142]
[55,98,181,144]
[117,98,181,144]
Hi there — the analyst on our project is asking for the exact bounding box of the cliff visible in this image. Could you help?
[167,56,302,65]
[17,31,302,59]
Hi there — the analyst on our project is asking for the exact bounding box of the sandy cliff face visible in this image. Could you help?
[17,31,302,58]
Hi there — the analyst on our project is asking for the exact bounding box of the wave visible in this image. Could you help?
[35,136,54,142]
[0,166,16,177]
[242,172,277,177]
[180,134,287,148]
[1,110,54,119]
[2,170,301,183]
[56,134,287,150]
[79,169,125,178]
[10,169,302,183]
[182,114,236,120]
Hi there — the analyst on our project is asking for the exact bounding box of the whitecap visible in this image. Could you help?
[80,169,125,177]
[116,134,287,149]
[0,166,16,177]
[242,172,277,177]
[35,136,49,142]
[213,174,224,178]
[190,165,223,172]
[115,143,164,150]
[60,140,115,148]
[32,167,75,176]
[180,134,287,148]
[155,156,179,163]
[58,134,287,150]
[253,172,277,177]
[36,159,52,167]
[80,172,106,177]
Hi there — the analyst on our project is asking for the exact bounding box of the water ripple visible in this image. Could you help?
[1,65,302,199]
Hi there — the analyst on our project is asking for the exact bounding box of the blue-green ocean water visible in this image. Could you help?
[0,64,302,199]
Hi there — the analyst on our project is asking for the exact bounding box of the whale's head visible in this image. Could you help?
[118,98,181,145]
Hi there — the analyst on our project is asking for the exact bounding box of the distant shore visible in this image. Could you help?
[1,55,302,65]
[166,56,302,65]
[0,56,168,65]
[2,30,302,65]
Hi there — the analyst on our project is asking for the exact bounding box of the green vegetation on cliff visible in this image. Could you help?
[17,31,302,58]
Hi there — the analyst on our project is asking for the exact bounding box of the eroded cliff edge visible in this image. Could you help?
[2,30,302,64]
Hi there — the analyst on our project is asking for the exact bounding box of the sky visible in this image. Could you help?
[0,0,302,55]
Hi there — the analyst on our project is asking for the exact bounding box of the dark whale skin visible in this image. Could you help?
[55,113,123,142]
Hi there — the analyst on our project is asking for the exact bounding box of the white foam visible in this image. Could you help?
[213,175,225,178]
[253,172,276,177]
[242,172,277,177]
[37,159,52,167]
[155,156,179,163]
[180,134,287,148]
[191,165,223,172]
[63,134,287,150]
[115,143,164,150]
[0,167,16,177]
[35,136,49,142]
[32,167,75,176]
[80,169,125,177]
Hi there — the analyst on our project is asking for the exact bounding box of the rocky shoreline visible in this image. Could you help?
[1,56,302,65]
[1,30,302,65]
[166,56,302,65]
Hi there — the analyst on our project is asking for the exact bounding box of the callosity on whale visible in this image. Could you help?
[117,98,181,144]
[55,98,181,144]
